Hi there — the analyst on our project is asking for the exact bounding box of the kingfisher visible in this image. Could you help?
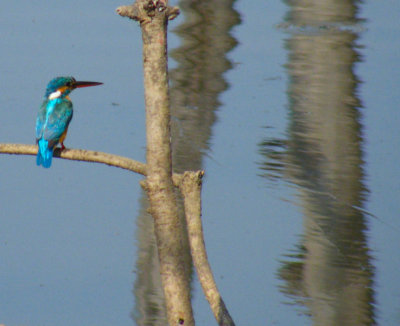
[35,76,102,168]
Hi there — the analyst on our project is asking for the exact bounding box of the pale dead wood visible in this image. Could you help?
[178,171,235,326]
[0,143,146,175]
[117,1,194,325]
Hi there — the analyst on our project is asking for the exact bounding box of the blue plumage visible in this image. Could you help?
[35,76,102,168]
[37,139,52,168]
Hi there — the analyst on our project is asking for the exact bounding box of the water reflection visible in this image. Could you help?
[132,1,240,324]
[259,0,375,325]
[132,192,168,325]
[170,0,240,173]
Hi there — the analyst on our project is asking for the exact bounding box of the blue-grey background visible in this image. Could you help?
[0,0,399,325]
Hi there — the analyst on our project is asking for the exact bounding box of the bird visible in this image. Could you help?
[35,76,102,168]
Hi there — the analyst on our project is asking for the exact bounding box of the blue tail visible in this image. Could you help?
[37,139,53,168]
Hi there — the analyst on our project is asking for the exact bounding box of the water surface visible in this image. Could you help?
[0,0,399,325]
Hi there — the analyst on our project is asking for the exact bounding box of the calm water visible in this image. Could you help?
[0,0,399,325]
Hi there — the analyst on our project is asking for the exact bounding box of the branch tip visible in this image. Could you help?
[116,1,179,22]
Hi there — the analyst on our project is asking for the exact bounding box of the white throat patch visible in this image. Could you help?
[48,90,62,100]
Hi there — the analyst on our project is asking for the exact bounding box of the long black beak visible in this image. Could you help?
[73,81,103,89]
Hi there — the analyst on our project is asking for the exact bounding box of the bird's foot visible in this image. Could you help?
[60,143,66,150]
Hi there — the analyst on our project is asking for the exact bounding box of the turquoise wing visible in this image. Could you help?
[43,99,73,148]
[35,98,73,168]
[35,100,48,141]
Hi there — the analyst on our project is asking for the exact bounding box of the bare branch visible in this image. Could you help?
[117,1,193,325]
[0,143,147,175]
[178,171,236,326]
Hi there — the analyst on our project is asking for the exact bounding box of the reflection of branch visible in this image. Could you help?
[0,143,146,174]
[178,171,236,326]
